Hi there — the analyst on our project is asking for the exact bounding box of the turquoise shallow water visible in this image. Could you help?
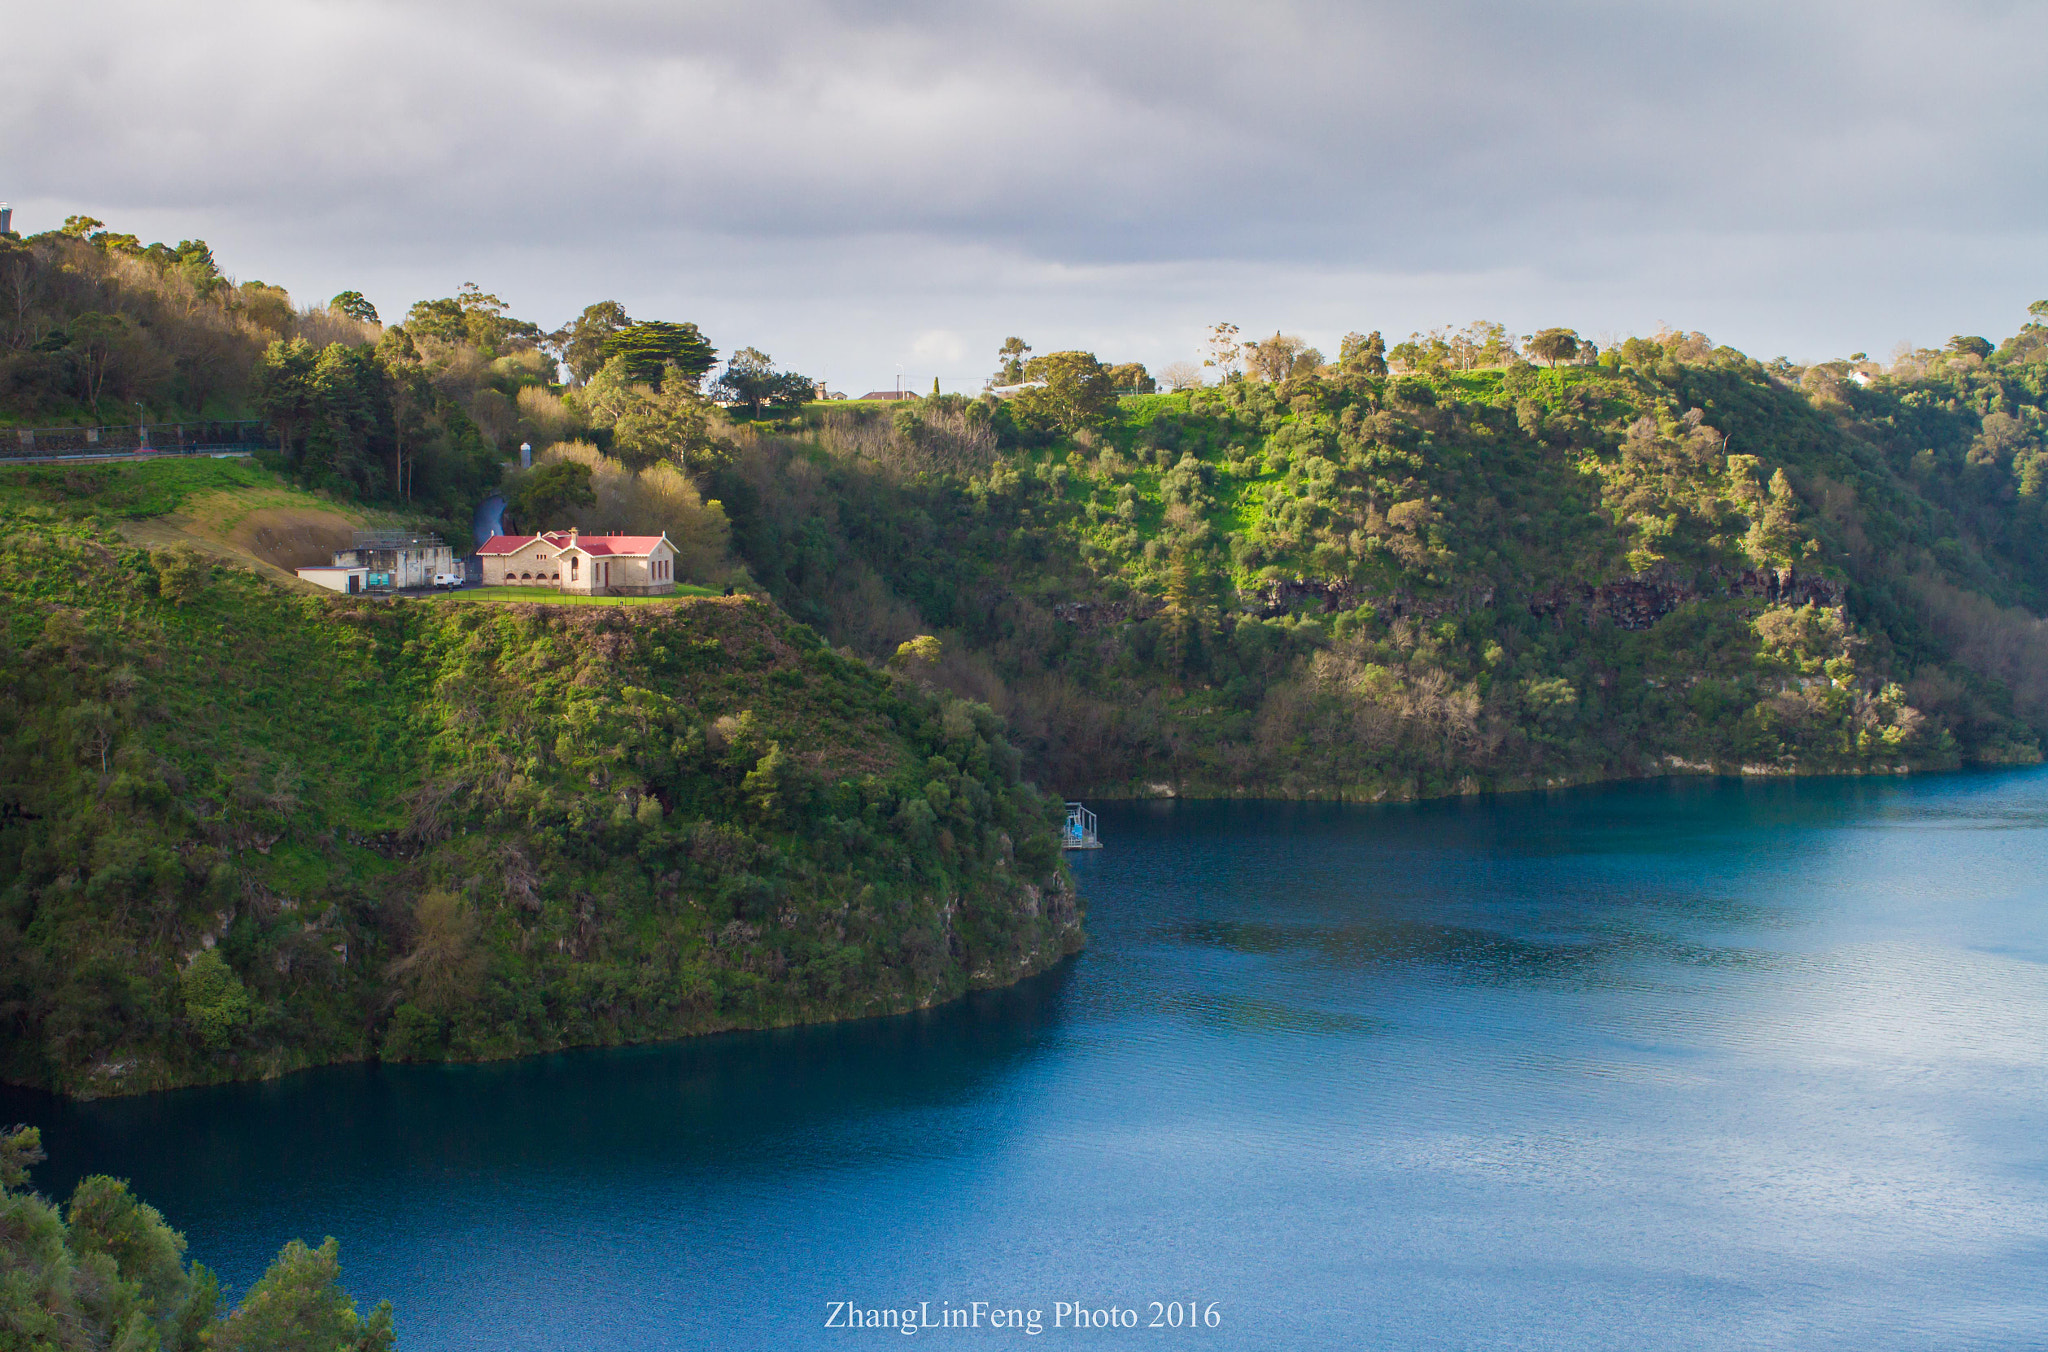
[6,771,2048,1349]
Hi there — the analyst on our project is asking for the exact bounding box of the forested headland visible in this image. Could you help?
[0,458,1080,1096]
[4,213,2048,1097]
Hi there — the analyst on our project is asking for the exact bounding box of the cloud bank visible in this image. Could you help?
[7,0,2045,387]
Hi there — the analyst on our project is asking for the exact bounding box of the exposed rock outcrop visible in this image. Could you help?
[1531,566,1844,630]
[1052,566,1839,634]
[1727,567,1844,607]
[1241,577,1492,622]
[1051,598,1161,628]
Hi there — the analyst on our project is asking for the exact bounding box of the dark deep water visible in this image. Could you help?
[7,771,2048,1350]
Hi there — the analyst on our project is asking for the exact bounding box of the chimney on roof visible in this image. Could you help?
[568,526,578,543]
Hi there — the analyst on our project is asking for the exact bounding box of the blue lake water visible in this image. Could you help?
[6,772,2048,1349]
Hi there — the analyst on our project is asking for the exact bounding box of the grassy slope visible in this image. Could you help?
[5,458,423,590]
[0,463,1080,1096]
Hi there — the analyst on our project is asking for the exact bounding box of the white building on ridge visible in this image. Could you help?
[476,527,679,596]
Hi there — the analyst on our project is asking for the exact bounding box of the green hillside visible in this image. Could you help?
[699,318,2048,798]
[0,463,1080,1096]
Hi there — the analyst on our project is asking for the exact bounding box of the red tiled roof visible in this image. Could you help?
[570,535,667,556]
[477,532,669,557]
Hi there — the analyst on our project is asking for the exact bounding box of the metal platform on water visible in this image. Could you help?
[1063,802,1100,850]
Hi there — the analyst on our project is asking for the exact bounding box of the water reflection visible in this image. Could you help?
[1160,990,1386,1037]
[3,962,1079,1253]
[1168,915,1781,983]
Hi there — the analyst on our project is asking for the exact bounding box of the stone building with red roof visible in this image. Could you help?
[475,527,679,596]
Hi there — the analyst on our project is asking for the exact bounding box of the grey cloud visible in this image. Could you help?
[4,0,2044,384]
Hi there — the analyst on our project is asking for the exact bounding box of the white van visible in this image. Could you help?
[432,572,464,590]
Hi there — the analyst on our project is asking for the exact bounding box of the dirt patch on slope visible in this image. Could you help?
[225,507,358,570]
[114,491,367,593]
[115,517,327,593]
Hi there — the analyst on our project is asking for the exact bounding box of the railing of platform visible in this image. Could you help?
[1063,802,1100,849]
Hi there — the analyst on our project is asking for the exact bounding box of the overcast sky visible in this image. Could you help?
[8,0,2046,391]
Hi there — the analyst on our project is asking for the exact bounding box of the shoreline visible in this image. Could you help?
[1061,754,2041,805]
[7,931,1088,1104]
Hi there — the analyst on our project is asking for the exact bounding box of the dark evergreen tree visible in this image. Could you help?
[602,320,717,387]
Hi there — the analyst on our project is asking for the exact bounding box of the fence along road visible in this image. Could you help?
[4,421,273,464]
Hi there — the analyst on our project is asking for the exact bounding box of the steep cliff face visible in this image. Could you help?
[0,503,1081,1097]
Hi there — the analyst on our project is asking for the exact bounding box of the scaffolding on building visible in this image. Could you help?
[350,530,448,551]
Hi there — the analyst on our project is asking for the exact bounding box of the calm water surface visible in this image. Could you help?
[7,772,2048,1350]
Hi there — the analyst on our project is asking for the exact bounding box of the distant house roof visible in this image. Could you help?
[857,390,914,401]
[477,531,671,558]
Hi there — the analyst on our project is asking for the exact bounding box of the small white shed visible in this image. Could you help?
[296,565,372,594]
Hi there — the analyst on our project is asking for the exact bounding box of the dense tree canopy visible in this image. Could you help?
[601,320,717,387]
[1015,351,1115,432]
[575,355,726,470]
[508,458,596,529]
[1528,327,1582,367]
[329,291,378,323]
[1243,333,1321,384]
[711,347,815,417]
[404,283,545,356]
[0,1126,393,1351]
[1339,330,1389,378]
[551,300,633,383]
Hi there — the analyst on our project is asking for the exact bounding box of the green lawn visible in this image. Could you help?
[448,583,721,606]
